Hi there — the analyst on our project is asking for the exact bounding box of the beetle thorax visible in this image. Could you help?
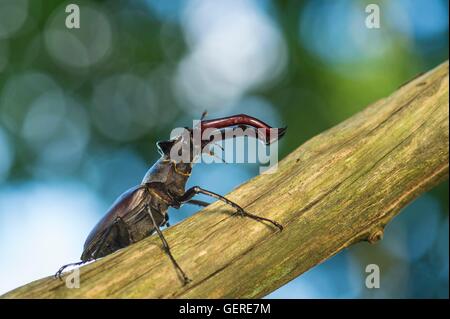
[167,161,192,196]
[141,157,192,195]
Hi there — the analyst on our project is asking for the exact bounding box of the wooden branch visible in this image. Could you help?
[2,61,448,299]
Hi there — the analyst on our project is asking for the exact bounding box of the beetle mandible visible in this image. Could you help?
[55,113,286,284]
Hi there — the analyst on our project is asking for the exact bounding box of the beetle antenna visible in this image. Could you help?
[213,142,224,152]
[208,147,227,164]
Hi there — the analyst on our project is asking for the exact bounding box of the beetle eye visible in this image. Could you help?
[156,140,176,156]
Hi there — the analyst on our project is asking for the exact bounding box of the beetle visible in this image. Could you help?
[55,113,286,284]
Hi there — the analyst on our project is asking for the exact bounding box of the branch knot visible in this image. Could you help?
[367,227,384,244]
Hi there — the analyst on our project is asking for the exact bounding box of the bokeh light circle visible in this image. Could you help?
[44,4,112,69]
[0,40,8,72]
[0,0,28,39]
[0,72,61,133]
[21,92,91,176]
[91,73,158,141]
[175,0,287,114]
[0,127,14,181]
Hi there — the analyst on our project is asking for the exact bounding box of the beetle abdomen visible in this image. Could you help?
[80,184,169,262]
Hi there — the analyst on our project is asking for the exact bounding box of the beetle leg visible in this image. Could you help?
[177,186,283,231]
[54,261,86,280]
[55,218,132,281]
[164,214,170,227]
[116,216,134,244]
[146,205,191,285]
[185,199,210,207]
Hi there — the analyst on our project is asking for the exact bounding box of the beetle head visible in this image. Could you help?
[157,114,287,164]
[200,114,286,145]
[156,139,177,156]
[156,129,196,162]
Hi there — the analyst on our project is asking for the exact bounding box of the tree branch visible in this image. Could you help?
[2,61,448,299]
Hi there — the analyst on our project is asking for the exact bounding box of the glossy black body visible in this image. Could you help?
[81,157,192,262]
[56,114,285,283]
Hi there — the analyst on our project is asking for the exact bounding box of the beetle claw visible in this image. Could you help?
[54,269,64,281]
[274,222,284,232]
[183,276,192,286]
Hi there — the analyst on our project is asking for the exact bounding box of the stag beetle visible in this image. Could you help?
[55,113,286,284]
